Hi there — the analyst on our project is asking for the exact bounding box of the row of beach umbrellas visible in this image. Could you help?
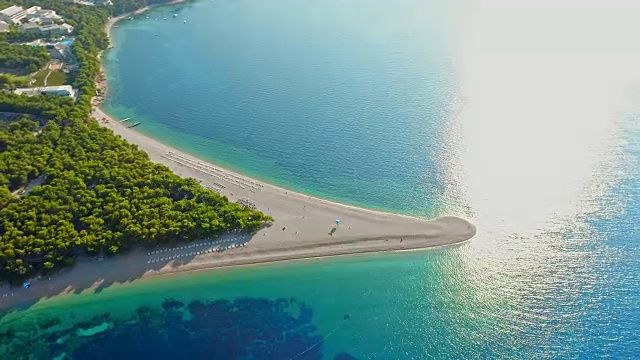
[148,237,246,256]
[147,243,248,263]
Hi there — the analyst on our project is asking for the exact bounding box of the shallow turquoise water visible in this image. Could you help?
[3,0,640,358]
[102,0,465,216]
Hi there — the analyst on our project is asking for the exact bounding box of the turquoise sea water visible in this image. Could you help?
[102,0,463,216]
[3,0,640,358]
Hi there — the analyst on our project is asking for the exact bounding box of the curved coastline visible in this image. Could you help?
[0,1,475,309]
[95,0,475,281]
[93,107,476,254]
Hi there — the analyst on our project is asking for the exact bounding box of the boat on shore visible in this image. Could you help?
[119,117,131,123]
[127,122,142,128]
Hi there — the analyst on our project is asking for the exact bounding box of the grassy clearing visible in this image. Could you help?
[31,68,49,86]
[31,68,68,86]
[46,70,68,86]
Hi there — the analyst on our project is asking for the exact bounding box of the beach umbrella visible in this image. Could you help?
[335,220,341,224]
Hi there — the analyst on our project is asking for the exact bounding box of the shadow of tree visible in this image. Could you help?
[0,231,259,311]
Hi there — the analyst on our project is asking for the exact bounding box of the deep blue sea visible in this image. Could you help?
[2,0,640,358]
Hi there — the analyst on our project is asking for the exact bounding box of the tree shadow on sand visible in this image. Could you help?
[0,231,259,312]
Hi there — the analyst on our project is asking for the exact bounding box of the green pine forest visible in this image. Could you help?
[0,0,272,282]
[0,42,49,73]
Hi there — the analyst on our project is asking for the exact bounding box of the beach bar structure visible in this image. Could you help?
[15,85,77,99]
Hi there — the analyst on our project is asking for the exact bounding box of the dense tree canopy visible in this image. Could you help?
[0,118,56,191]
[0,0,272,282]
[0,30,41,43]
[0,91,75,119]
[0,42,49,72]
[0,118,271,280]
[0,73,28,89]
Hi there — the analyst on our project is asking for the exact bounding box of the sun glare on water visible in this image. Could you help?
[430,1,640,344]
[443,0,640,235]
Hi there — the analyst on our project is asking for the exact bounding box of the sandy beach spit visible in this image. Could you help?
[0,1,475,309]
[0,108,476,308]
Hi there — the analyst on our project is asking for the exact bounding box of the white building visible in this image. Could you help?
[19,23,73,35]
[40,23,73,35]
[26,8,62,25]
[19,22,39,32]
[15,85,76,99]
[0,5,27,24]
[0,5,40,25]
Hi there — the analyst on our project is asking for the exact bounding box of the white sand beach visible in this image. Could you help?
[94,107,476,259]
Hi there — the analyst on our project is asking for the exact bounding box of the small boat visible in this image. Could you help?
[119,117,130,123]
[127,122,141,128]
[173,13,178,18]
[112,25,119,28]
[183,20,187,24]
